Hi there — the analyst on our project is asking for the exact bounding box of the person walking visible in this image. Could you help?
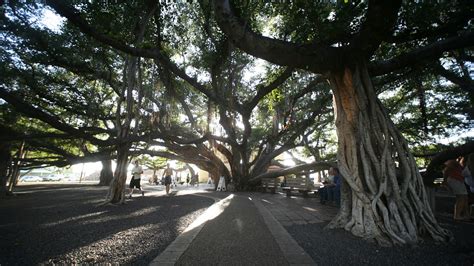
[162,163,174,195]
[128,160,144,198]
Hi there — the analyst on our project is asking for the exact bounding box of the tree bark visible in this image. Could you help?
[252,161,331,181]
[98,159,113,186]
[0,142,12,197]
[327,62,451,246]
[7,141,26,194]
[103,53,136,204]
[105,144,129,204]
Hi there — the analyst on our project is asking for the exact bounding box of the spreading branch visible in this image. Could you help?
[251,161,334,181]
[0,87,108,146]
[370,31,474,76]
[424,141,474,185]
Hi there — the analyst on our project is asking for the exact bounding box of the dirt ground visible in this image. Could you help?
[0,183,214,265]
[0,183,472,265]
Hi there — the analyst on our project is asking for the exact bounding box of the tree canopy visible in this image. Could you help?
[0,0,473,245]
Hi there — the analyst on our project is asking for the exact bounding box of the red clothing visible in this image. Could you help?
[444,166,464,182]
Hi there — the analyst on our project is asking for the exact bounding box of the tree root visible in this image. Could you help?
[329,63,452,246]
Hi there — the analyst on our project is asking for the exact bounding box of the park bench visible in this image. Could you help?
[260,177,278,194]
[282,176,315,197]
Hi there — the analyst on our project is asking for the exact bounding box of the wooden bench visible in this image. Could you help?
[260,177,278,194]
[282,176,315,197]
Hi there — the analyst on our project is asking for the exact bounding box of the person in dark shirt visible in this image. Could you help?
[320,167,341,206]
[162,163,174,195]
[328,167,341,207]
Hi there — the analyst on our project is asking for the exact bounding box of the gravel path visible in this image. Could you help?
[2,184,472,265]
[0,183,214,265]
[285,196,474,266]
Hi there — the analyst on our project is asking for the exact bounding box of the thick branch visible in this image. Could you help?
[350,0,402,56]
[387,10,472,44]
[432,63,474,96]
[213,0,342,73]
[370,32,474,76]
[46,0,217,102]
[215,143,233,164]
[424,141,474,185]
[0,87,107,146]
[251,161,333,181]
[244,68,293,112]
[0,127,73,142]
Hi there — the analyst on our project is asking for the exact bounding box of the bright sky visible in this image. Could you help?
[71,162,103,176]
[39,8,64,32]
[438,131,474,145]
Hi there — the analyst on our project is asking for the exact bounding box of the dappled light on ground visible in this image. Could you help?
[0,184,214,265]
[261,198,274,204]
[302,206,317,212]
[52,224,160,264]
[41,211,107,228]
[79,206,162,226]
[184,194,234,233]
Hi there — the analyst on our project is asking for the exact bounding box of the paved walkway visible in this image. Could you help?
[150,190,339,265]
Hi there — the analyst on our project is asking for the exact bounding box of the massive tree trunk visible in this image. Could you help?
[103,54,136,204]
[105,144,130,204]
[327,62,451,245]
[98,159,113,186]
[8,141,25,194]
[0,142,12,197]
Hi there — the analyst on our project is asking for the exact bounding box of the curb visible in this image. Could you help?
[253,197,316,265]
[150,194,234,265]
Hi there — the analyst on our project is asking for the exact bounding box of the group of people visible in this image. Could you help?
[319,156,474,218]
[128,161,175,198]
[443,154,474,221]
[127,156,474,221]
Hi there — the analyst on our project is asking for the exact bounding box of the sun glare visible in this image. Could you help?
[39,8,64,33]
[184,194,234,233]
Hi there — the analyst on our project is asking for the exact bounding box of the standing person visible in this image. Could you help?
[128,160,144,198]
[461,154,474,207]
[162,163,174,195]
[443,159,469,221]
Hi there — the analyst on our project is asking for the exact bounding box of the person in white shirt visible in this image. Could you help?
[128,160,144,198]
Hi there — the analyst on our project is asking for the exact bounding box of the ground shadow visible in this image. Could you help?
[0,184,214,265]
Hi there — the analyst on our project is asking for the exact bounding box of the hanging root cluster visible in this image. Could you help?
[327,63,452,246]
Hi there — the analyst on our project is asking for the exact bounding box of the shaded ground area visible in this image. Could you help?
[177,194,289,265]
[1,184,473,265]
[285,194,474,265]
[0,183,213,265]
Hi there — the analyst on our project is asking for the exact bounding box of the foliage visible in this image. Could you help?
[0,0,472,184]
